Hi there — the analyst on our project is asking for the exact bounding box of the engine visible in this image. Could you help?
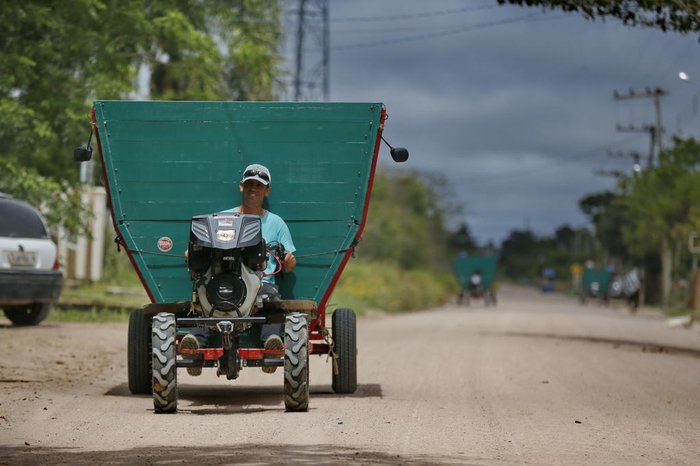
[187,213,266,317]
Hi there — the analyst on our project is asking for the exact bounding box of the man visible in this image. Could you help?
[180,163,297,375]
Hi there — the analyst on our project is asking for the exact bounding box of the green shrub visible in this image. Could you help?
[329,259,459,314]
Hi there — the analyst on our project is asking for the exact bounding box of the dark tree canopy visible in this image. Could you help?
[498,1,700,35]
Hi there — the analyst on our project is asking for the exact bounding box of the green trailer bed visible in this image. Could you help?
[93,100,385,310]
[84,100,406,412]
[580,267,611,303]
[452,254,498,305]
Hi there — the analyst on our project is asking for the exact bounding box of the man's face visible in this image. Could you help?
[239,179,270,207]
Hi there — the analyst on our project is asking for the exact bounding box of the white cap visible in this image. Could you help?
[241,164,271,185]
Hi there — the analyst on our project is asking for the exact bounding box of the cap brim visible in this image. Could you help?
[241,175,270,185]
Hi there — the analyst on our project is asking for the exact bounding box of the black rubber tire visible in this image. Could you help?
[332,308,357,394]
[128,308,152,394]
[284,312,309,412]
[152,312,177,413]
[3,303,51,326]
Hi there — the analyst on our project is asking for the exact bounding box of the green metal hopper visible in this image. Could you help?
[452,254,498,305]
[88,100,407,411]
[93,100,386,313]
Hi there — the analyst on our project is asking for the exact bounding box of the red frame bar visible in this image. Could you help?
[310,107,386,341]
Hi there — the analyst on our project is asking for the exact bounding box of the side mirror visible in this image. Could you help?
[73,144,93,162]
[390,147,409,163]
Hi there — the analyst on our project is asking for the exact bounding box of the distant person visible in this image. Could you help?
[469,269,483,295]
[622,267,641,312]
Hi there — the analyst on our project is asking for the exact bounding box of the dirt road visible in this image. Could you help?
[2,285,700,465]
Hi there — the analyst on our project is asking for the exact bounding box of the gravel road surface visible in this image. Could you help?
[2,285,700,465]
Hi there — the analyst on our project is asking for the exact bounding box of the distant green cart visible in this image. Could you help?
[452,254,498,306]
[579,268,610,304]
[77,100,407,413]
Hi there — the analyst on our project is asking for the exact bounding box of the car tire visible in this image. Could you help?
[3,303,51,326]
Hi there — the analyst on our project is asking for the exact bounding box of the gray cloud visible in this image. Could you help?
[285,0,700,243]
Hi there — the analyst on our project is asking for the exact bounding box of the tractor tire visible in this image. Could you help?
[152,312,177,413]
[284,312,309,412]
[128,308,152,394]
[332,308,357,394]
[3,303,51,326]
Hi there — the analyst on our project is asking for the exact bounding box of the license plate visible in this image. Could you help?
[7,251,37,267]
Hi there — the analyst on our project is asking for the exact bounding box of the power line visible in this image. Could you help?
[613,87,669,167]
[330,4,499,23]
[331,13,558,51]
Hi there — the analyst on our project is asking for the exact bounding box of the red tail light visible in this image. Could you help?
[52,256,60,270]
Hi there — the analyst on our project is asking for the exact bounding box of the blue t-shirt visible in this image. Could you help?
[223,208,296,283]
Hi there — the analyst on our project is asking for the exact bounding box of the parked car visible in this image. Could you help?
[0,193,63,325]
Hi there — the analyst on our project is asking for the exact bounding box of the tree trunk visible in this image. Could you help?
[661,236,672,307]
[689,268,700,311]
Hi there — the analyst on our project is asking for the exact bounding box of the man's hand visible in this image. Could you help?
[282,252,297,273]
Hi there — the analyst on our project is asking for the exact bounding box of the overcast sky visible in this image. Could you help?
[280,0,700,244]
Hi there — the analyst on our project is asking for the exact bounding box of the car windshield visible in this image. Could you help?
[0,199,49,239]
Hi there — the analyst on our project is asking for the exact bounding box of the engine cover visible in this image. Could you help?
[187,212,266,317]
[197,263,261,317]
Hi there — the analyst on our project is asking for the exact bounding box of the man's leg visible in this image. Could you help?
[259,283,283,373]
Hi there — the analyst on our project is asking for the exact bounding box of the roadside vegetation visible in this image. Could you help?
[4,1,700,319]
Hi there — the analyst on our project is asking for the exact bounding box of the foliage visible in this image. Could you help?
[498,0,700,36]
[331,259,459,314]
[618,137,700,256]
[0,159,91,237]
[0,0,283,182]
[447,223,480,255]
[577,137,700,304]
[359,172,452,271]
[499,226,596,282]
[579,191,631,262]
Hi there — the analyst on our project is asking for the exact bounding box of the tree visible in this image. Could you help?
[0,0,283,182]
[617,137,700,304]
[447,223,479,255]
[0,159,90,237]
[579,191,631,263]
[360,172,451,271]
[498,1,700,36]
[148,0,282,101]
[1,0,150,182]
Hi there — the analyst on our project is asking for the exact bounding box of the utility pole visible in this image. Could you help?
[615,124,657,168]
[613,87,668,167]
[292,0,329,102]
[293,0,306,102]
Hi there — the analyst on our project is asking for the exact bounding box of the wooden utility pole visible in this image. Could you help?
[613,87,668,167]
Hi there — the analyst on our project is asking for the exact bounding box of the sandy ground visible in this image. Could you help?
[1,285,700,465]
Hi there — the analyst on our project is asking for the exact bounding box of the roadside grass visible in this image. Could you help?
[51,246,145,322]
[329,259,459,315]
[54,249,460,322]
[47,307,131,322]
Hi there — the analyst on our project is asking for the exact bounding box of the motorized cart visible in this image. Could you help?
[452,254,498,306]
[77,101,407,413]
[579,267,611,304]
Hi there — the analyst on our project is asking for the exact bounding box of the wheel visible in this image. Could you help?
[128,308,152,394]
[284,312,309,412]
[152,312,177,413]
[332,308,357,394]
[3,303,51,326]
